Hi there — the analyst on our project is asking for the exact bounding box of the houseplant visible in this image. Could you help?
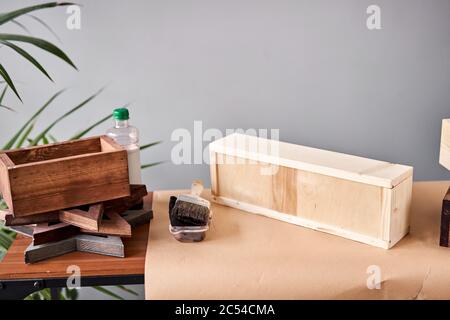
[0,2,160,300]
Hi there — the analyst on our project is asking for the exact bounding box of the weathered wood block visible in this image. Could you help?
[25,234,124,264]
[80,211,131,237]
[121,199,153,228]
[103,184,148,214]
[59,203,104,231]
[0,209,60,226]
[209,133,413,249]
[0,136,130,217]
[440,186,450,247]
[33,222,79,245]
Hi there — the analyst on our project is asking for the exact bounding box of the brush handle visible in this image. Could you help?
[190,180,204,196]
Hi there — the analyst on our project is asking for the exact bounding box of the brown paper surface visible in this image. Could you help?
[145,181,450,299]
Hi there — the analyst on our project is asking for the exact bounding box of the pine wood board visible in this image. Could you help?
[440,119,450,171]
[209,133,412,188]
[212,153,412,248]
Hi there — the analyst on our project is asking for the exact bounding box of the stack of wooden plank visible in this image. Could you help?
[0,185,153,263]
[0,136,152,263]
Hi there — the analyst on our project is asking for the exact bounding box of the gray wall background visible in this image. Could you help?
[1,0,450,192]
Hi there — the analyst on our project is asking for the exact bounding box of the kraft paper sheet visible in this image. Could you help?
[145,181,450,299]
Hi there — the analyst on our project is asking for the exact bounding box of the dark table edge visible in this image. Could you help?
[0,273,144,300]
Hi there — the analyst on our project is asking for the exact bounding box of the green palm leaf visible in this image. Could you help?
[0,104,15,112]
[11,20,31,34]
[0,2,74,26]
[141,161,164,169]
[140,141,161,151]
[2,89,65,150]
[0,34,77,70]
[30,88,104,146]
[27,14,61,42]
[93,286,124,300]
[0,40,53,81]
[0,85,7,103]
[115,285,138,296]
[48,134,58,143]
[0,63,21,101]
[70,114,111,140]
[15,121,35,148]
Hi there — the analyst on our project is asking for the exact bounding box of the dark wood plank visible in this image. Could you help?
[25,237,76,264]
[33,222,79,246]
[76,235,124,258]
[7,225,34,238]
[122,199,153,228]
[1,209,60,226]
[104,185,148,214]
[25,235,124,264]
[440,186,450,247]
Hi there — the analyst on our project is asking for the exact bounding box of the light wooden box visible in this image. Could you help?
[209,133,413,249]
[0,136,130,217]
[439,119,450,171]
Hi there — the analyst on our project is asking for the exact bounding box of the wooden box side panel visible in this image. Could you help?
[5,137,102,165]
[386,176,413,248]
[0,154,13,210]
[214,154,383,239]
[9,150,130,216]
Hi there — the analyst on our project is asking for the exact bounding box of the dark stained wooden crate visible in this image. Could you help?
[0,136,130,217]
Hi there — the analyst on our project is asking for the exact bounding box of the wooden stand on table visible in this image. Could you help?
[1,187,153,263]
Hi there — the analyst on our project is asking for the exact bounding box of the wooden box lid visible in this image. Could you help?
[209,133,413,189]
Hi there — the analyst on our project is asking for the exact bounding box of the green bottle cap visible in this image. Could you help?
[113,108,129,120]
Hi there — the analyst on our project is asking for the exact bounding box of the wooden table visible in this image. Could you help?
[146,181,450,299]
[0,205,150,300]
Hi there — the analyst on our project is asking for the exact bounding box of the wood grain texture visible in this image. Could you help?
[5,137,101,165]
[59,203,104,231]
[7,225,35,238]
[0,209,59,226]
[121,198,153,228]
[81,211,131,237]
[25,237,76,264]
[33,222,79,245]
[0,154,13,211]
[0,136,131,217]
[0,193,151,279]
[210,133,413,188]
[76,235,124,258]
[212,153,412,249]
[104,184,147,214]
[25,235,124,264]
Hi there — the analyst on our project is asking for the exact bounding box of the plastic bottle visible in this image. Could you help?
[106,108,142,184]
